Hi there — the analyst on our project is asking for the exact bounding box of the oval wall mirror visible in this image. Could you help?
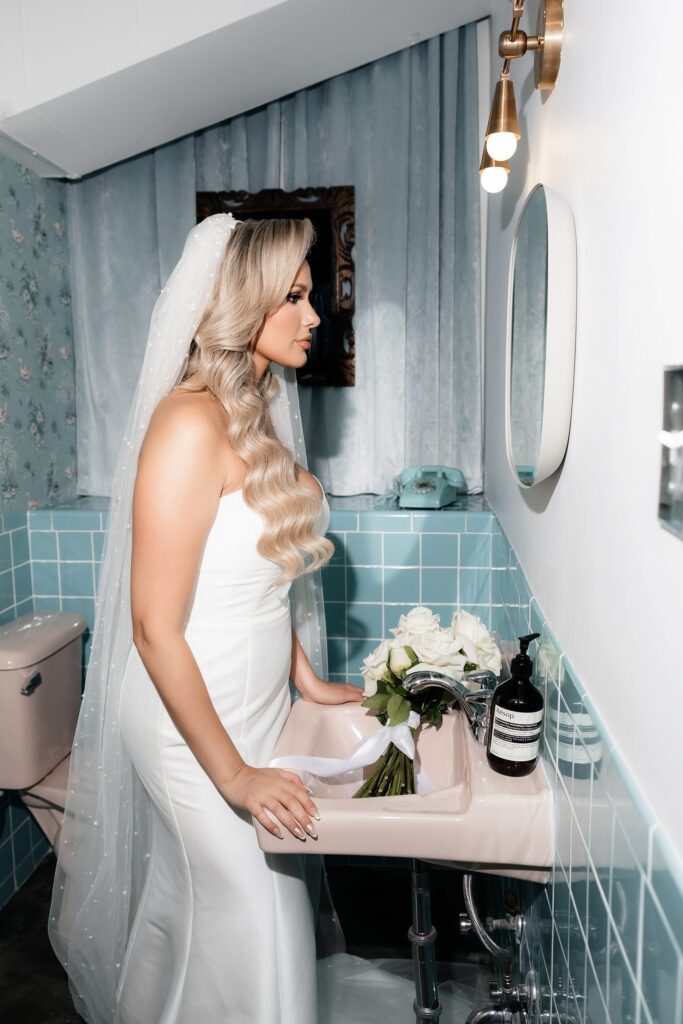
[505,183,577,487]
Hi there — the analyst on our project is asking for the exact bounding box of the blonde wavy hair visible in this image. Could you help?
[179,217,334,585]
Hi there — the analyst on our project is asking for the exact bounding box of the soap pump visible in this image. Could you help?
[486,632,543,777]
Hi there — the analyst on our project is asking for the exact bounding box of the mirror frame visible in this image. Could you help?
[504,183,577,488]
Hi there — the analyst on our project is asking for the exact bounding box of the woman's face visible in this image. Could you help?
[252,260,320,379]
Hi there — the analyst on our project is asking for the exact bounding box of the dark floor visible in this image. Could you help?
[0,856,494,1023]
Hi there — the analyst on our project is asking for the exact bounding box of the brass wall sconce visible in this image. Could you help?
[480,0,564,193]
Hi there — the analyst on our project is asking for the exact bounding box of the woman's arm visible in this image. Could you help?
[131,395,319,840]
[290,626,364,704]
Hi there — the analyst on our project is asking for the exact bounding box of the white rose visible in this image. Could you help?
[410,629,469,680]
[360,638,398,695]
[388,645,416,676]
[389,606,441,639]
[451,610,502,675]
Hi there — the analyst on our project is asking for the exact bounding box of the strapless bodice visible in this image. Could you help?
[184,478,330,627]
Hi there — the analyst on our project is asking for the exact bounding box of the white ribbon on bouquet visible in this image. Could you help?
[270,711,437,794]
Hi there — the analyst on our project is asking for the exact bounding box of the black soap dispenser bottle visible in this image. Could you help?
[486,633,543,777]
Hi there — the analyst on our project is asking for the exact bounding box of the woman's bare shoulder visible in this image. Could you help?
[138,389,228,488]
[154,387,225,429]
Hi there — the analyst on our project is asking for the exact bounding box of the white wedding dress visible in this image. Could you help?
[117,477,329,1024]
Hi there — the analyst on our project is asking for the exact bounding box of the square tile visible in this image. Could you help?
[358,512,410,532]
[58,531,93,561]
[326,637,347,675]
[346,603,383,640]
[411,511,467,533]
[383,533,419,566]
[0,569,14,611]
[60,562,94,597]
[458,568,490,605]
[421,568,457,604]
[459,533,491,567]
[10,528,29,565]
[13,563,31,604]
[52,511,101,530]
[347,566,382,604]
[28,510,52,529]
[345,532,382,566]
[321,565,345,601]
[421,534,459,567]
[324,602,346,638]
[383,567,419,604]
[32,562,60,597]
[30,531,58,560]
[328,511,359,532]
[465,512,494,532]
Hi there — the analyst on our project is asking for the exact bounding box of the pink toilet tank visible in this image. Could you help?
[0,612,86,843]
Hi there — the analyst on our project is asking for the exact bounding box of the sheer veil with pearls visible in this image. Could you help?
[48,213,336,1024]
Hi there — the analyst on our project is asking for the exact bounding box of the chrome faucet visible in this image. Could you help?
[403,669,498,744]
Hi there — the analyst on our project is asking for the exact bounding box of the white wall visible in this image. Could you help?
[484,2,683,854]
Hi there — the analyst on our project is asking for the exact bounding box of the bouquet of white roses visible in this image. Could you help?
[354,607,502,798]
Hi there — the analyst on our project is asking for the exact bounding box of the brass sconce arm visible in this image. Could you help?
[479,0,564,193]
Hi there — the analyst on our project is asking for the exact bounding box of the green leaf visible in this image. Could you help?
[363,693,390,711]
[403,644,420,665]
[387,694,411,726]
[375,679,389,695]
[464,661,478,672]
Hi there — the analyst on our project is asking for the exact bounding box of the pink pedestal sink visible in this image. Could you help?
[255,701,553,881]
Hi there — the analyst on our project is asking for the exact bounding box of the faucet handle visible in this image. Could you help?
[463,688,493,745]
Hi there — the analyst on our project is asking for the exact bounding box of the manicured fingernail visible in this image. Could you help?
[274,827,283,839]
[305,787,314,795]
[306,824,318,839]
[294,826,306,840]
[312,811,320,821]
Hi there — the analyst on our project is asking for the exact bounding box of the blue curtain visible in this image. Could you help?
[70,23,482,496]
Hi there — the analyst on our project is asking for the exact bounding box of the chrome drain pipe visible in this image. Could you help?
[408,859,442,1022]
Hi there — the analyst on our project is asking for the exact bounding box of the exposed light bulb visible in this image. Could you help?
[486,132,518,161]
[480,166,509,194]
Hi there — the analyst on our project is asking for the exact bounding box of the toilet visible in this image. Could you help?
[0,611,87,848]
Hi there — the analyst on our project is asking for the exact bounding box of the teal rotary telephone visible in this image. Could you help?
[396,466,467,509]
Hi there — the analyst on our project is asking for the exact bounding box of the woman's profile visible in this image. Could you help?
[49,214,363,1024]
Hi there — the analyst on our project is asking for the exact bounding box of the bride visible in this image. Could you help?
[49,213,362,1024]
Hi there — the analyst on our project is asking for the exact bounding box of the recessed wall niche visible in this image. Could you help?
[197,187,356,387]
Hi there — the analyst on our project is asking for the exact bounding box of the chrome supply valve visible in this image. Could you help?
[459,911,526,945]
[403,669,495,744]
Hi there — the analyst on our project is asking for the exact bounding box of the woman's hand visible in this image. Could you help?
[299,676,366,706]
[222,764,320,841]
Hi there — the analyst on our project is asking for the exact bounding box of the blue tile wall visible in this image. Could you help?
[490,520,683,1024]
[325,499,497,687]
[0,510,43,908]
[0,511,34,626]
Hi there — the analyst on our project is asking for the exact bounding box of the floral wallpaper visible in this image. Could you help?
[0,154,76,511]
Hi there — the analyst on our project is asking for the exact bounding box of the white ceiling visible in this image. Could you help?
[0,0,491,179]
